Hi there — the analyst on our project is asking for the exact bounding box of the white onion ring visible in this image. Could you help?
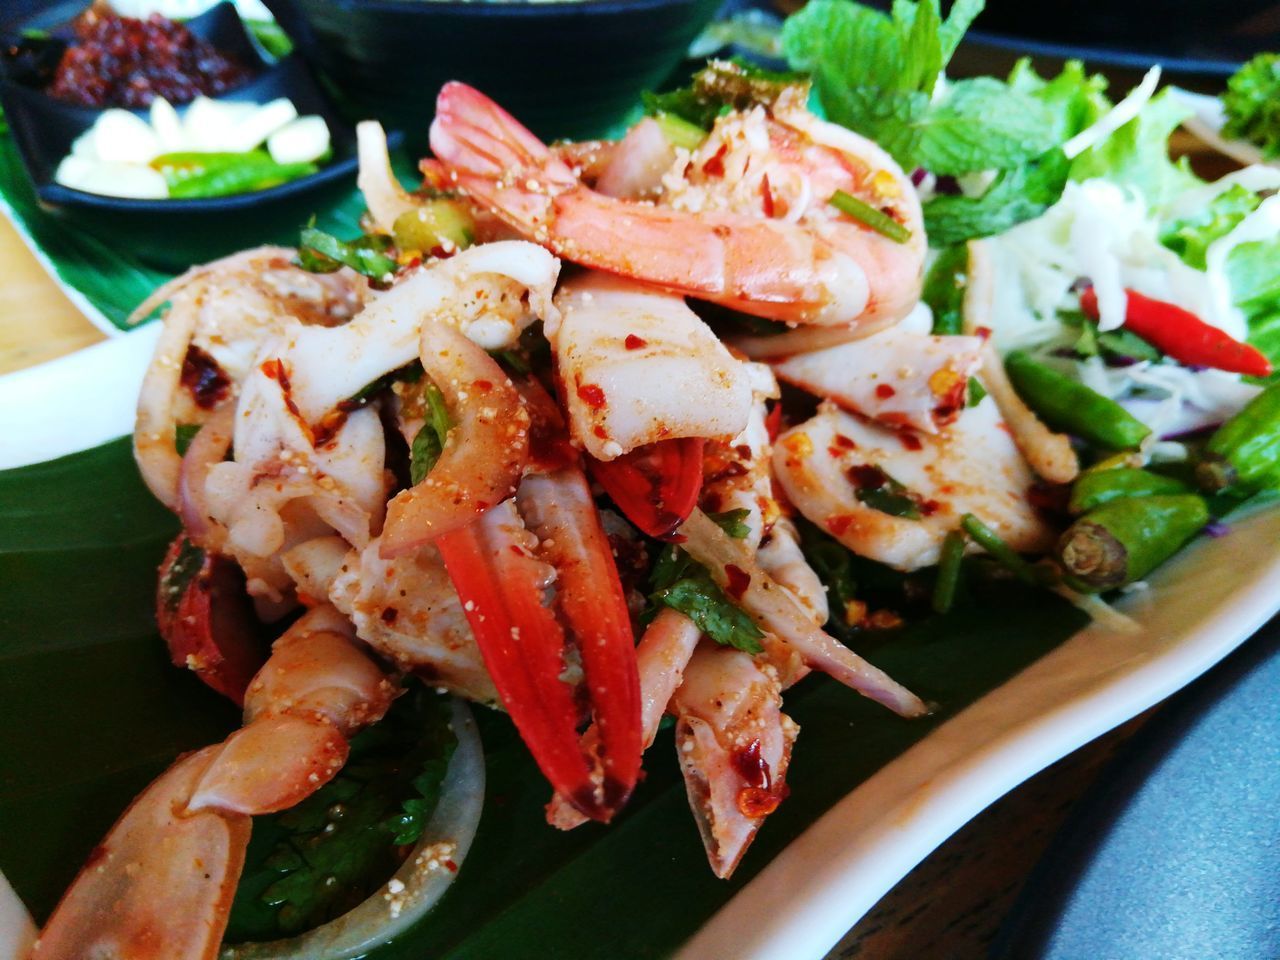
[221,697,485,960]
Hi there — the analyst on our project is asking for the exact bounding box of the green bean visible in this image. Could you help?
[931,529,966,613]
[959,513,1037,585]
[1057,494,1209,590]
[1068,467,1190,515]
[1196,380,1280,493]
[168,157,318,198]
[1004,350,1151,451]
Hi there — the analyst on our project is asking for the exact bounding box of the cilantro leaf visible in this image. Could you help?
[1067,88,1200,208]
[1222,53,1280,159]
[409,380,452,485]
[225,689,456,942]
[1160,184,1261,270]
[648,547,764,654]
[924,148,1071,246]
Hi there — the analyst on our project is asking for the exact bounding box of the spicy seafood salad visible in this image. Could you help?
[29,1,1280,956]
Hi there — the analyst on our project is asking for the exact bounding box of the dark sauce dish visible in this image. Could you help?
[261,0,726,147]
[0,3,375,270]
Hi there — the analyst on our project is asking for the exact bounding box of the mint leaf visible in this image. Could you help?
[1160,184,1261,270]
[915,77,1058,175]
[1068,89,1201,208]
[924,148,1071,246]
[648,547,764,654]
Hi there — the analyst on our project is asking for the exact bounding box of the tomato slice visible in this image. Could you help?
[587,438,705,540]
[156,536,266,706]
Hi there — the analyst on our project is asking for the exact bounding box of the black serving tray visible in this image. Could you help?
[0,2,374,269]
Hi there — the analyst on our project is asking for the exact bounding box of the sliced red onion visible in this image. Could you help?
[677,510,928,718]
[1204,521,1230,538]
[222,698,484,960]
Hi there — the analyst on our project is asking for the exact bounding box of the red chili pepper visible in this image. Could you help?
[437,466,641,821]
[1080,287,1272,377]
[587,438,705,540]
[156,536,265,706]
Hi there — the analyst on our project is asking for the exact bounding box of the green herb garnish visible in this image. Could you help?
[409,381,452,485]
[225,689,456,942]
[708,508,753,539]
[829,190,912,243]
[297,226,398,285]
[648,547,764,654]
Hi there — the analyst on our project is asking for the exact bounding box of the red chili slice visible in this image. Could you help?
[587,437,706,540]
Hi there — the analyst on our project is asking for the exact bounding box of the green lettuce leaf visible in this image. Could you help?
[1160,184,1261,270]
[1227,237,1280,371]
[1007,58,1111,142]
[1222,53,1280,160]
[1068,88,1201,208]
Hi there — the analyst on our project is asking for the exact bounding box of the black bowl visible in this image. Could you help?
[0,2,373,270]
[261,0,725,148]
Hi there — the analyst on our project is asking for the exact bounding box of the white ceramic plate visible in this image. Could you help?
[3,343,1278,960]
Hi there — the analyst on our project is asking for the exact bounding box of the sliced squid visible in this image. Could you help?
[772,328,985,434]
[773,400,1053,571]
[551,272,753,461]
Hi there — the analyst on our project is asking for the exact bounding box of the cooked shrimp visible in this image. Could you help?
[552,272,754,460]
[773,399,1054,571]
[429,82,923,328]
[670,643,797,879]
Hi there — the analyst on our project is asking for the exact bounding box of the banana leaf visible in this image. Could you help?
[0,438,1086,957]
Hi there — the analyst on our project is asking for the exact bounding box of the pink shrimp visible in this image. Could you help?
[429,82,924,329]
